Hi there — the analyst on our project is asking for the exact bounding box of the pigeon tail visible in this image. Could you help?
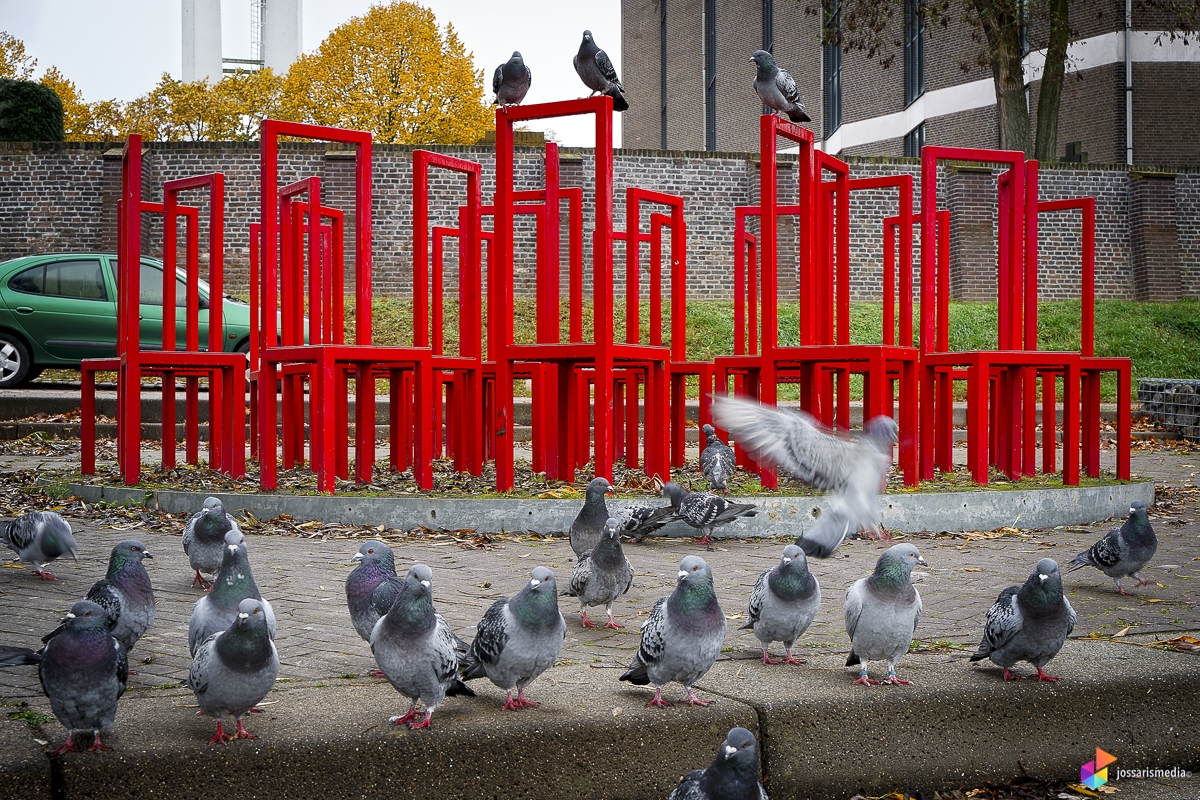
[785,107,811,123]
[845,650,861,667]
[618,658,651,685]
[0,645,40,667]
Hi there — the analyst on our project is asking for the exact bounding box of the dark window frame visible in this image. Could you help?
[904,0,926,107]
[904,122,926,158]
[823,0,842,137]
[704,0,717,150]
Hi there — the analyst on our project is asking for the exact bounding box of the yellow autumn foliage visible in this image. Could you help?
[0,31,37,81]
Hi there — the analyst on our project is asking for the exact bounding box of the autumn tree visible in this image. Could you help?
[280,1,491,145]
[0,31,36,81]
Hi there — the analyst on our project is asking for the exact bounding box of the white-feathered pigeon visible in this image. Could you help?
[662,482,758,546]
[0,600,127,756]
[751,50,809,123]
[615,498,678,544]
[844,543,925,686]
[700,424,737,492]
[741,544,820,665]
[570,477,617,557]
[712,396,897,557]
[1,510,78,580]
[669,727,770,800]
[970,558,1076,682]
[41,540,155,654]
[182,496,239,589]
[370,564,475,730]
[574,30,628,111]
[1067,500,1158,595]
[620,555,726,707]
[562,518,635,629]
[460,566,566,710]
[184,598,279,744]
[493,51,531,106]
[188,530,275,657]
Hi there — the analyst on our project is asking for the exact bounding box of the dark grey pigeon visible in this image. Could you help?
[182,497,239,589]
[700,424,737,492]
[2,510,78,580]
[662,482,758,546]
[669,727,770,800]
[573,30,628,111]
[184,598,279,744]
[741,544,820,665]
[751,50,809,123]
[970,558,1076,682]
[0,600,127,756]
[713,396,898,557]
[614,498,678,544]
[188,530,276,656]
[562,518,635,629]
[460,566,566,710]
[569,477,616,557]
[493,51,531,106]
[844,543,926,686]
[41,540,155,654]
[370,564,475,730]
[345,540,397,642]
[620,555,726,707]
[1067,500,1158,595]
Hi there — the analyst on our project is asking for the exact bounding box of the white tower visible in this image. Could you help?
[181,0,223,83]
[262,0,302,75]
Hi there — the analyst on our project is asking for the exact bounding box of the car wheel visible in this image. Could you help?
[235,340,252,389]
[0,333,33,388]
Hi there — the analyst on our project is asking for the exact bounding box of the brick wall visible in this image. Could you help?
[1130,172,1182,300]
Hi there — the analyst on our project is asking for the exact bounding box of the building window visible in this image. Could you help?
[705,0,717,150]
[661,0,668,150]
[904,122,925,158]
[904,0,925,106]
[763,0,773,53]
[823,0,842,137]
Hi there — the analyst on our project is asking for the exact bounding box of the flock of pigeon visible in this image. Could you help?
[493,32,809,124]
[0,398,1162,799]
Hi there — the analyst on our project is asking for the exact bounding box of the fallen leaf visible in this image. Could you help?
[612,707,622,717]
[1145,598,1163,603]
[518,553,531,558]
[962,568,983,572]
[1114,627,1129,637]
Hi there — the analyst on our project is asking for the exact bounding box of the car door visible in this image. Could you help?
[0,257,117,361]
[111,259,212,351]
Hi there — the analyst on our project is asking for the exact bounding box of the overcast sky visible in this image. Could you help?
[0,0,623,146]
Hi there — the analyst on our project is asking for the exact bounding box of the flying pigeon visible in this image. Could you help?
[460,566,566,710]
[183,497,240,589]
[570,477,617,557]
[41,540,155,654]
[574,30,629,111]
[741,544,820,665]
[370,564,475,730]
[493,51,532,106]
[184,598,279,744]
[669,727,770,800]
[751,50,809,123]
[620,555,726,707]
[1066,500,1158,595]
[700,424,737,492]
[188,530,275,657]
[1,511,78,580]
[0,600,127,756]
[844,543,926,686]
[970,558,1076,682]
[562,518,635,629]
[662,482,758,546]
[712,396,898,557]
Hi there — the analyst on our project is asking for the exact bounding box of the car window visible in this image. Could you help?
[112,262,207,308]
[8,259,108,301]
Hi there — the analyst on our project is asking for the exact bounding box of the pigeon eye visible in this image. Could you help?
[253,608,259,615]
[367,549,374,554]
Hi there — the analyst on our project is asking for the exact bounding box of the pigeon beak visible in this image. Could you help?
[421,580,430,588]
[351,553,364,563]
[678,570,688,580]
[1039,573,1049,581]
[62,612,75,622]
[1129,506,1136,513]
[916,556,928,567]
[143,551,153,560]
[228,544,239,554]
[238,612,249,620]
[724,744,736,760]
[530,579,541,587]
[782,557,791,564]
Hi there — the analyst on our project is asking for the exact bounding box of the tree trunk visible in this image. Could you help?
[1034,0,1069,161]
[974,0,1032,154]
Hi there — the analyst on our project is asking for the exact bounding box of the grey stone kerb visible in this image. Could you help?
[68,480,1154,536]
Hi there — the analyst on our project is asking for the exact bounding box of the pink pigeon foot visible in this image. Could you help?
[852,673,879,686]
[368,669,387,678]
[1003,668,1021,681]
[1116,585,1131,596]
[191,571,211,589]
[882,673,913,686]
[209,721,234,744]
[761,649,781,665]
[50,737,77,757]
[581,612,597,629]
[514,689,538,708]
[247,706,264,713]
[231,719,257,740]
[646,687,671,708]
[32,570,57,581]
[390,706,420,725]
[681,688,712,706]
[502,691,527,711]
[1135,575,1152,587]
[695,535,711,546]
[1034,667,1061,682]
[783,653,807,666]
[408,712,433,730]
[604,616,622,629]
[85,731,111,752]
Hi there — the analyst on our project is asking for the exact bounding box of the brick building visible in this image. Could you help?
[620,0,1200,166]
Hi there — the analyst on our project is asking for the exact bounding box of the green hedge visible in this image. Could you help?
[0,79,64,142]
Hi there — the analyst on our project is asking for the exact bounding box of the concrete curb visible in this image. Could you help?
[66,480,1156,536]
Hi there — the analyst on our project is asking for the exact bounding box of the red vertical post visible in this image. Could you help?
[733,208,746,355]
[625,189,641,345]
[257,124,280,490]
[119,136,143,485]
[493,108,516,490]
[593,98,614,481]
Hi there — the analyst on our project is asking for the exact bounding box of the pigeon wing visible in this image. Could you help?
[470,598,510,667]
[595,48,622,88]
[492,62,504,95]
[844,579,866,639]
[971,586,1021,659]
[86,579,124,629]
[635,597,668,667]
[370,575,404,618]
[1069,527,1121,571]
[743,570,768,629]
[776,67,802,107]
[566,553,593,597]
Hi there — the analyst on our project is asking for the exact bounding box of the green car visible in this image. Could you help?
[0,252,253,388]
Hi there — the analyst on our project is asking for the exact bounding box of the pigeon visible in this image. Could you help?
[1066,500,1158,595]
[188,530,276,657]
[346,540,398,642]
[569,477,617,557]
[614,498,679,544]
[741,544,820,665]
[0,600,127,756]
[669,727,770,800]
[970,558,1076,682]
[662,482,758,546]
[182,497,239,589]
[493,51,532,106]
[712,396,898,557]
[41,540,155,654]
[574,30,629,111]
[844,543,926,686]
[460,566,566,710]
[1,511,78,580]
[370,564,475,730]
[562,518,635,629]
[184,598,279,744]
[620,555,726,707]
[751,50,809,123]
[700,424,737,492]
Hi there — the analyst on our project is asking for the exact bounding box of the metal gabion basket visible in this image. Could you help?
[1138,378,1200,440]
